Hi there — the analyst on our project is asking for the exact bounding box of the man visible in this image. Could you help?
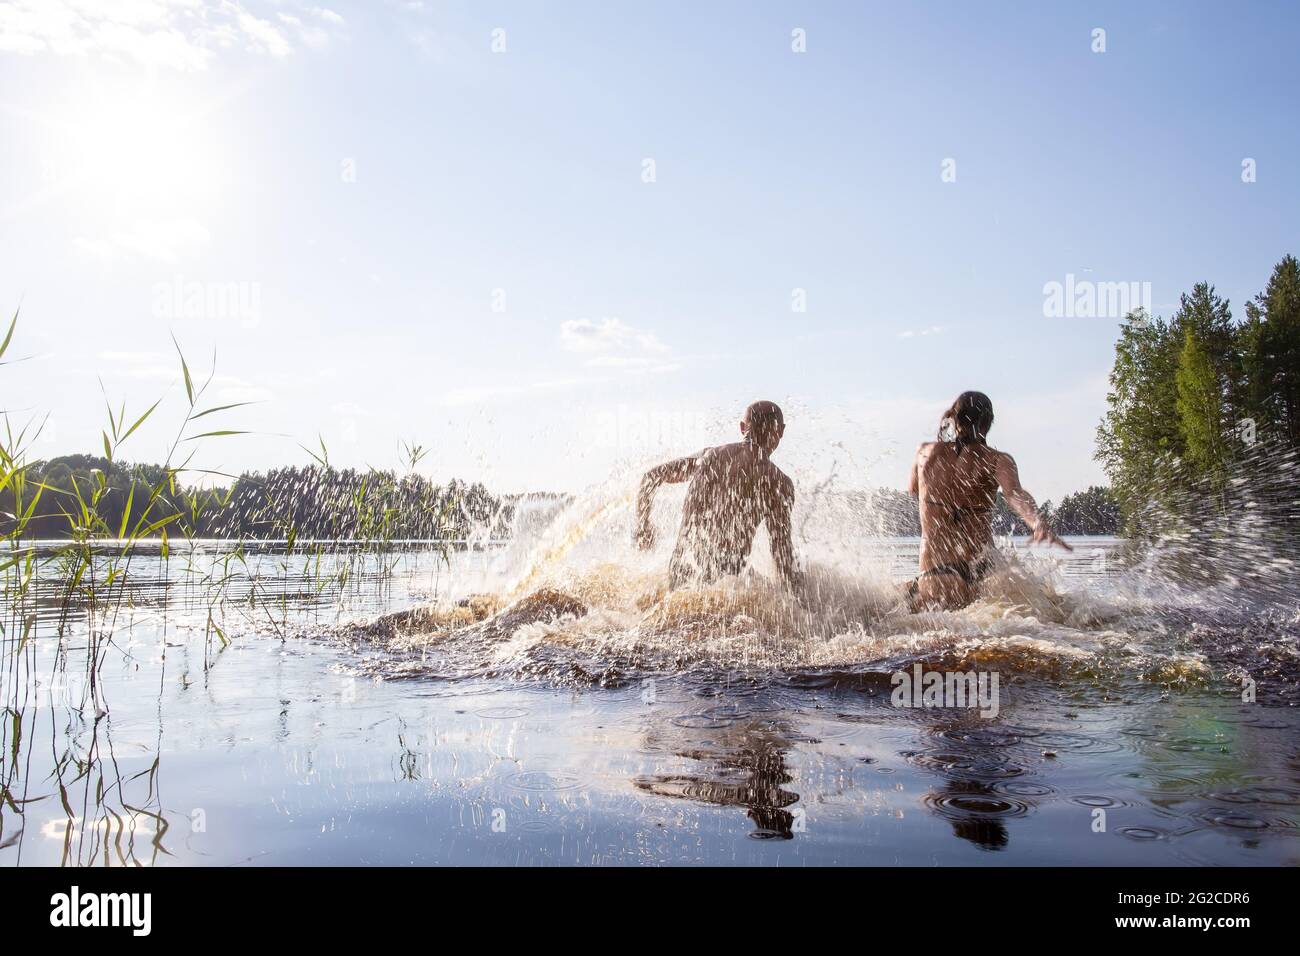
[635,400,801,592]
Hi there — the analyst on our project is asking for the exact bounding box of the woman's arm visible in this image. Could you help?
[994,452,1072,550]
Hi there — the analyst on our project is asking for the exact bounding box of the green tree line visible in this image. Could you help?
[1096,254,1300,536]
[0,456,510,541]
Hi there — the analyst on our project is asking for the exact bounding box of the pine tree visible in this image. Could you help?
[1170,282,1239,433]
[1095,309,1183,534]
[1240,254,1300,445]
[1175,326,1227,494]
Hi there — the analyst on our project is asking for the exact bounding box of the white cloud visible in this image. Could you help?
[235,8,290,57]
[559,317,668,356]
[297,24,329,50]
[439,377,594,408]
[896,325,944,339]
[440,320,683,406]
[99,350,165,363]
[584,354,681,373]
[554,317,683,380]
[75,217,210,262]
[213,376,273,404]
[89,355,273,402]
[83,356,174,381]
[0,1,343,70]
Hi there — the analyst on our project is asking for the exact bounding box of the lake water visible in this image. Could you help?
[2,492,1298,866]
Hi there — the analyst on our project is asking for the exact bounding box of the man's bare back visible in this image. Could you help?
[635,401,800,592]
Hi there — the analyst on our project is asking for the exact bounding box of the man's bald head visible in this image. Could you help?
[741,400,785,452]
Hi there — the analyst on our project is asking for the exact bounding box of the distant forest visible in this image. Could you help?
[1,456,511,542]
[1,454,1119,540]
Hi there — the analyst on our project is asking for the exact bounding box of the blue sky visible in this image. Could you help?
[1,0,1296,501]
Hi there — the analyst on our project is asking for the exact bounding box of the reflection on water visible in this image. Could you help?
[636,712,800,840]
[1,527,1298,866]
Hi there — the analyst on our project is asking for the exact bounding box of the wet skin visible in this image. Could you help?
[636,437,799,592]
[908,440,1070,609]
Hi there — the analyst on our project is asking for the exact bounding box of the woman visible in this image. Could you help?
[907,391,1070,611]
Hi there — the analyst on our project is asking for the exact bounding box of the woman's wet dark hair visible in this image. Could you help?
[939,391,994,455]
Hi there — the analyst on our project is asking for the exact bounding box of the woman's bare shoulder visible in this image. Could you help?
[983,446,1018,477]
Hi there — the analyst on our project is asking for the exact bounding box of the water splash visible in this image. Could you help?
[344,474,1282,693]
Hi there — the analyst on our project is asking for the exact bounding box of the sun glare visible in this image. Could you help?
[62,81,224,218]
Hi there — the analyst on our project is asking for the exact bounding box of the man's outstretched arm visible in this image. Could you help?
[634,454,699,549]
[994,452,1072,550]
